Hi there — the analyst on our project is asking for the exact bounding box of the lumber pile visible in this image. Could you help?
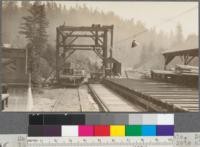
[175,64,198,74]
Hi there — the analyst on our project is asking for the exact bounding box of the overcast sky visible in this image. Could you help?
[57,1,198,37]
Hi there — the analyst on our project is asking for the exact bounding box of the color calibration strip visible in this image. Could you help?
[28,114,174,137]
[29,125,174,137]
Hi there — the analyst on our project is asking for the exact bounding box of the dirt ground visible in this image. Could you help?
[4,85,99,112]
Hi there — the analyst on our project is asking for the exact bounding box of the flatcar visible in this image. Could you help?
[58,68,86,87]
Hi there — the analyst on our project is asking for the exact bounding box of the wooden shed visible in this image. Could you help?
[2,47,28,85]
[106,57,121,76]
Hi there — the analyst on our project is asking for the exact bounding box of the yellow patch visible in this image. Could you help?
[110,125,125,136]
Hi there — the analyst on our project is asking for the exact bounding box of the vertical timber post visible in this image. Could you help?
[110,26,114,77]
[95,30,98,46]
[56,27,60,82]
[164,56,167,70]
[103,30,108,77]
[110,25,114,57]
[183,55,187,65]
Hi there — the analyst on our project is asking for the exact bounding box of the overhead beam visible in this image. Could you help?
[61,44,103,48]
[62,34,104,38]
[58,25,113,32]
[64,48,102,51]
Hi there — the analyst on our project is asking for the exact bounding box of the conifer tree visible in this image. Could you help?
[20,2,48,84]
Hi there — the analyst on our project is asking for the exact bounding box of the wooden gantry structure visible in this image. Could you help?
[56,24,115,81]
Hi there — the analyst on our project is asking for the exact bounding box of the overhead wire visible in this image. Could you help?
[114,6,198,45]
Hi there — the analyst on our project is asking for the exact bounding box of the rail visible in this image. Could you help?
[88,84,110,112]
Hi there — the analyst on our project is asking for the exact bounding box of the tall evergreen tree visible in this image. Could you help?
[20,2,48,84]
[174,23,184,45]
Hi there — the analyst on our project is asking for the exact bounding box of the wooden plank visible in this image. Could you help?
[161,99,198,102]
[151,96,197,99]
[167,101,198,104]
[142,89,197,93]
[150,94,197,97]
[106,78,199,112]
[144,91,198,95]
[188,108,199,111]
[172,103,199,108]
[131,86,195,92]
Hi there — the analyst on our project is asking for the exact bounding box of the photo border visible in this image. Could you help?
[0,0,199,133]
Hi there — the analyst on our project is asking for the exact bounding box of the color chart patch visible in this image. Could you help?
[110,125,125,136]
[28,114,174,137]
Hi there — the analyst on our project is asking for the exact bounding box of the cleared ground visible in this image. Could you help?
[4,85,99,112]
[4,87,29,111]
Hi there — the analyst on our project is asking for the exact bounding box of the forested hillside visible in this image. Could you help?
[2,1,198,75]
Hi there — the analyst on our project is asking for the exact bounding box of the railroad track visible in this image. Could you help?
[50,94,63,112]
[88,84,109,112]
[49,85,100,112]
[51,87,83,112]
[77,86,83,112]
[88,84,144,112]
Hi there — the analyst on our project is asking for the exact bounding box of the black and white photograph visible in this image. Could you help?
[1,1,199,112]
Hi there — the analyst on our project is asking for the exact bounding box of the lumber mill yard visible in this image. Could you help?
[1,1,199,112]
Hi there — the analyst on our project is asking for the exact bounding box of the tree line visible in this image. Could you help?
[2,1,198,82]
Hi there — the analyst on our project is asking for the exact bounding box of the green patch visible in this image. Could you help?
[125,125,142,136]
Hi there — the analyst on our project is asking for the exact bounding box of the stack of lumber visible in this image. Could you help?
[175,64,198,74]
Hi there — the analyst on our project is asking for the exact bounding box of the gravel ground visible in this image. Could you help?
[4,85,99,112]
